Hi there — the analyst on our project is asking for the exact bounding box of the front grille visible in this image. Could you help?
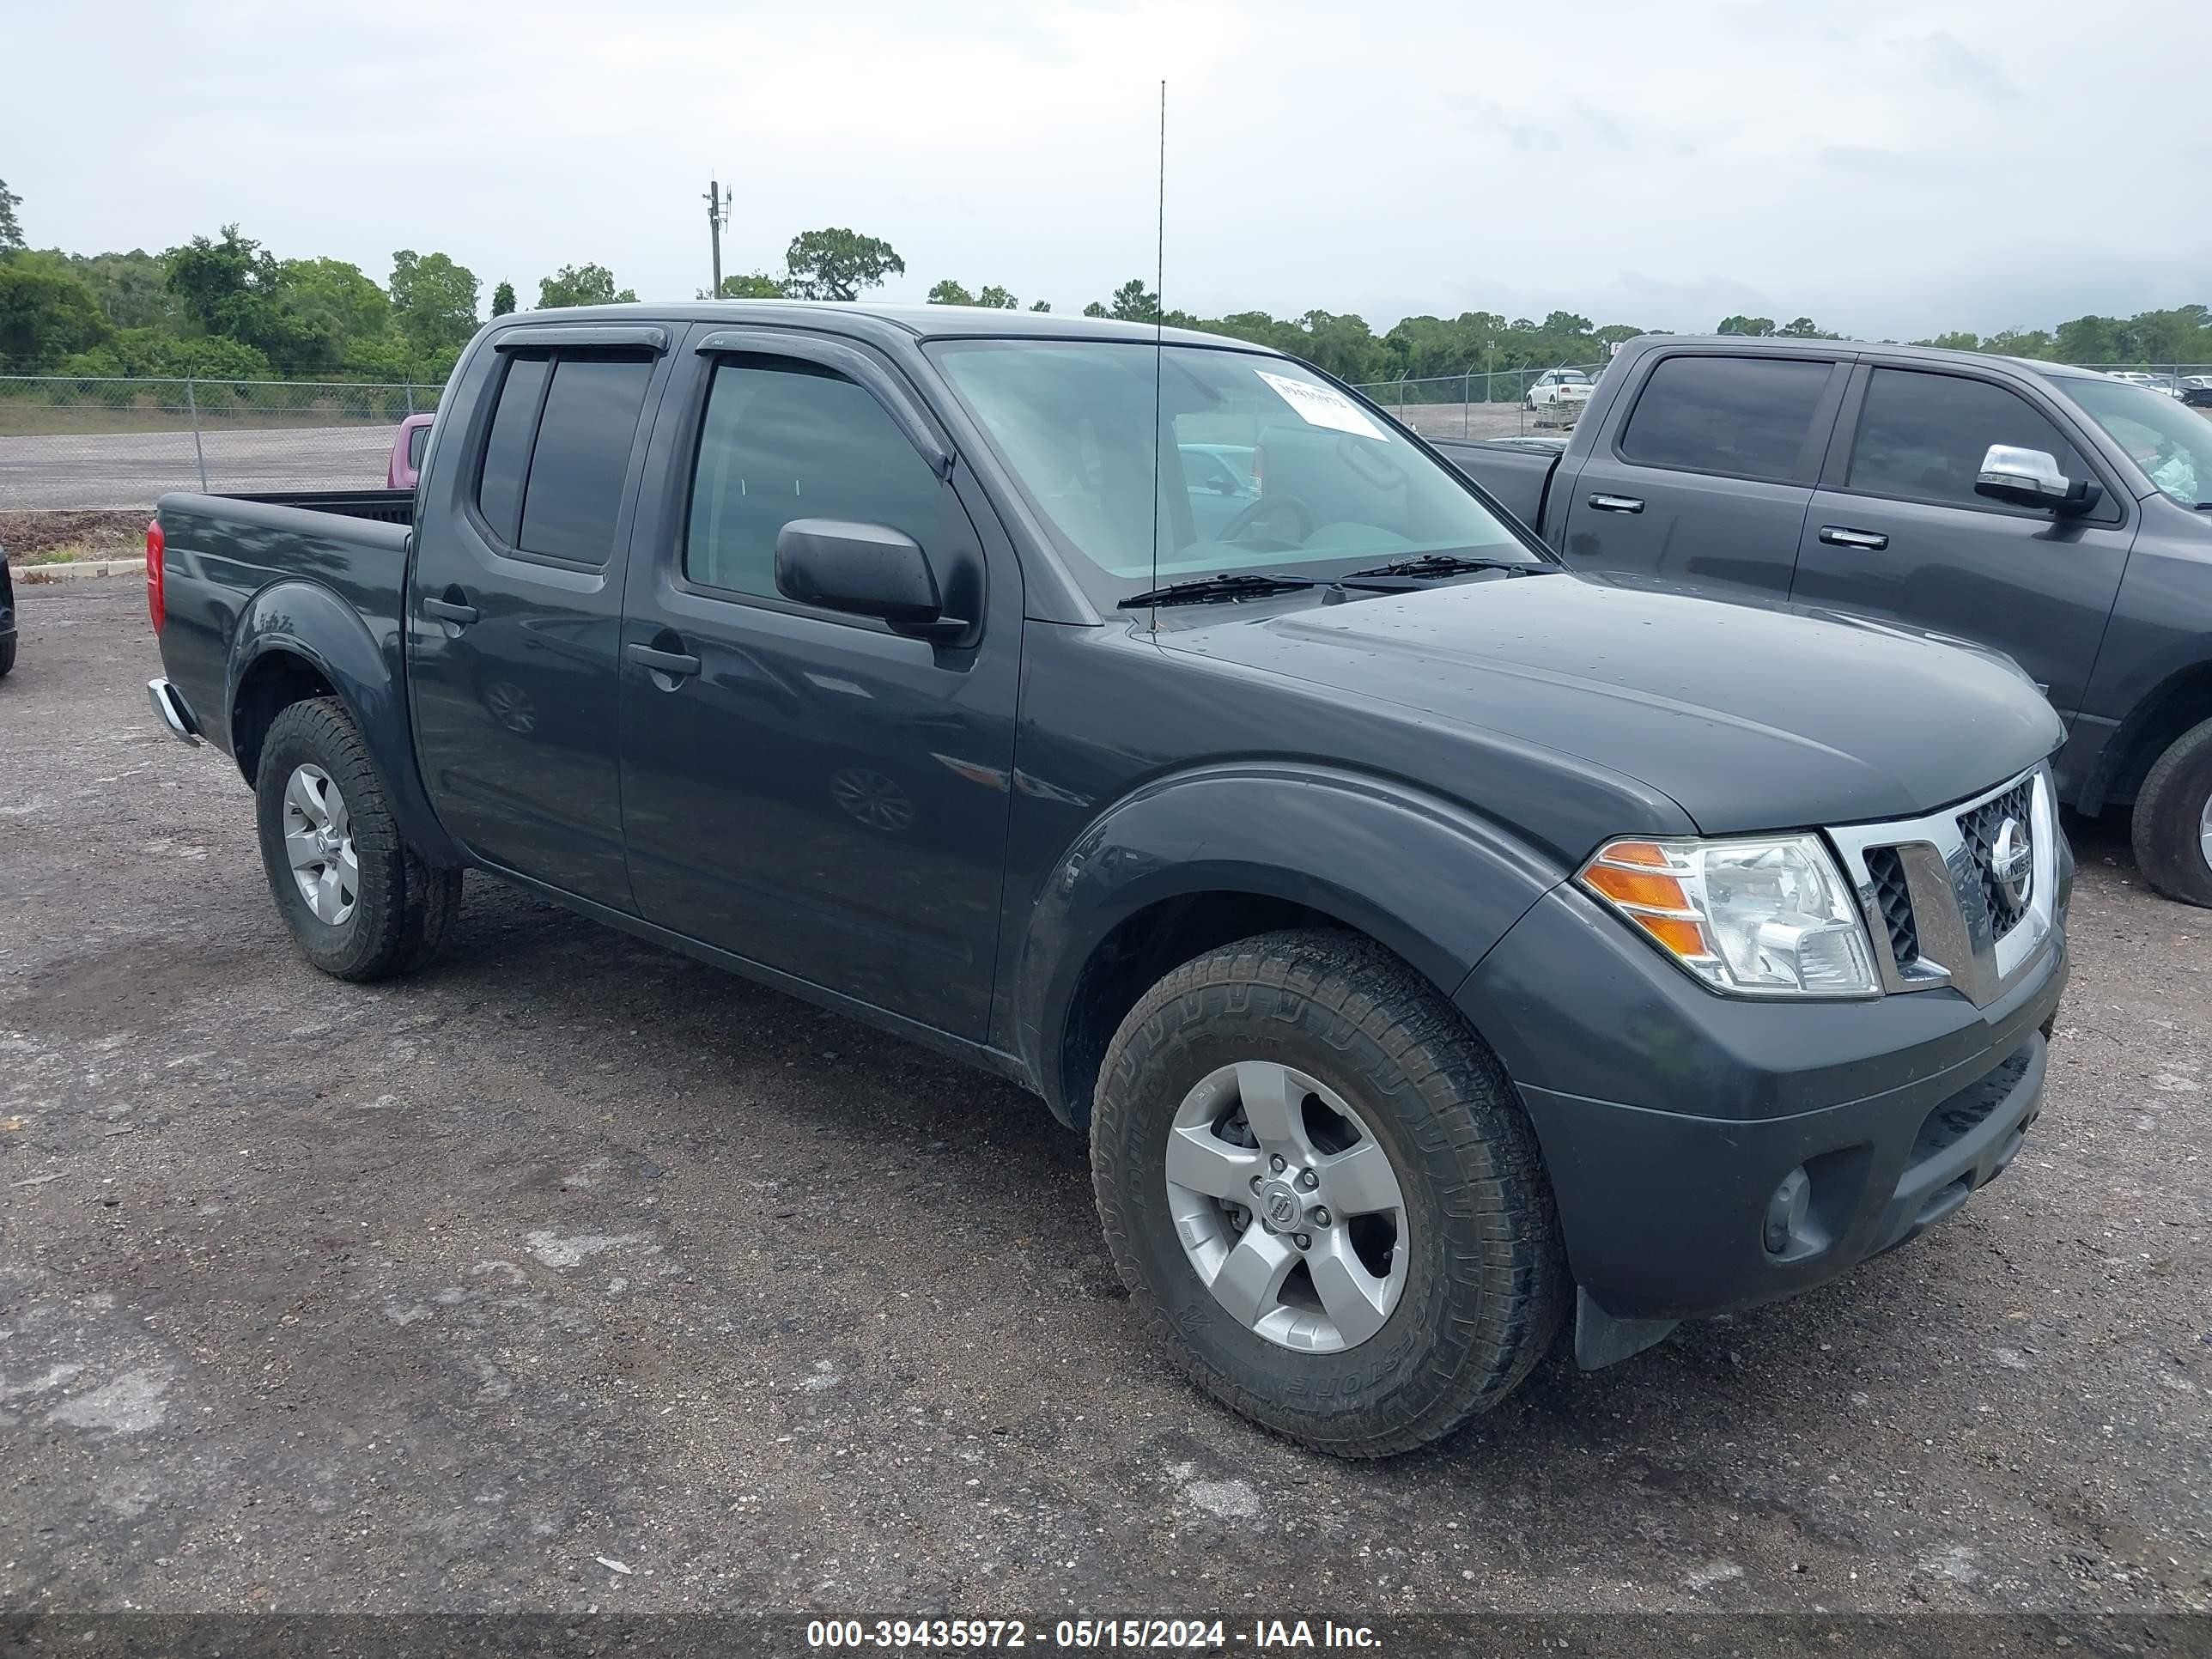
[1863,845,1918,968]
[1958,778,2035,937]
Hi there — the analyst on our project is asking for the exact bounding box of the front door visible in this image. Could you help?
[407,331,668,910]
[1791,365,2134,725]
[617,333,1020,1039]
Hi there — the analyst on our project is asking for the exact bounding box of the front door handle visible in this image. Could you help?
[1819,526,1890,551]
[1588,493,1644,514]
[422,596,478,625]
[625,641,702,682]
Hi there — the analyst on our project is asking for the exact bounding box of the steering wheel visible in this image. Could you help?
[1219,493,1317,546]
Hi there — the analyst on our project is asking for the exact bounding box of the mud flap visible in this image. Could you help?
[1573,1286,1679,1370]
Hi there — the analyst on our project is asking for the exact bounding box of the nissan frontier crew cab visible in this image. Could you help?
[146,304,2070,1458]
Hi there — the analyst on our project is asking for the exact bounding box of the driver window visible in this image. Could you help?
[1849,369,2094,514]
[685,356,946,601]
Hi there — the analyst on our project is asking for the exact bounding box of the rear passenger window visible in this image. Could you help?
[1848,368,2094,511]
[684,357,945,602]
[473,350,653,565]
[476,355,550,544]
[1620,356,1832,483]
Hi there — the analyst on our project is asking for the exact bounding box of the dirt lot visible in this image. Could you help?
[2,581,2208,1629]
[1,510,149,564]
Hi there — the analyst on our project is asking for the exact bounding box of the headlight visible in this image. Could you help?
[1578,834,1880,999]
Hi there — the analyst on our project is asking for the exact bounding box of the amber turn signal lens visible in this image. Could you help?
[1638,914,1712,959]
[1582,865,1689,911]
[1579,839,1716,966]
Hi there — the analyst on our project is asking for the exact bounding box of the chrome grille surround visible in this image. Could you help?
[1826,765,2058,1008]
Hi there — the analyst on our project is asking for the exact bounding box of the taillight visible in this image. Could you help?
[145,517,165,634]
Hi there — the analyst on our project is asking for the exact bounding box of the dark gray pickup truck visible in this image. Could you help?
[1439,336,2212,907]
[147,303,2069,1456]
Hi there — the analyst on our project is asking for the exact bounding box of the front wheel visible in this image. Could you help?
[2132,715,2212,908]
[1091,930,1568,1457]
[255,696,463,980]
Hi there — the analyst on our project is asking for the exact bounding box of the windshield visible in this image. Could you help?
[2065,376,2212,506]
[927,340,1537,602]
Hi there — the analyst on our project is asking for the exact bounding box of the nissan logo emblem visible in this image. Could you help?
[1990,816,2033,914]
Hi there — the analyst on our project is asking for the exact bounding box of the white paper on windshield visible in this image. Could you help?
[1256,370,1389,441]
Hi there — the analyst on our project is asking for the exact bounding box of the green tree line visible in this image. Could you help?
[3,179,2206,387]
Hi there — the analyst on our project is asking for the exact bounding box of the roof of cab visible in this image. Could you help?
[501,300,1266,354]
[1628,331,2110,386]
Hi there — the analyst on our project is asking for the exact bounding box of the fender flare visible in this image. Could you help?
[1010,763,1563,1109]
[2077,644,2212,813]
[228,579,463,866]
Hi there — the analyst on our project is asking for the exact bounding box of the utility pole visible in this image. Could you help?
[703,179,732,297]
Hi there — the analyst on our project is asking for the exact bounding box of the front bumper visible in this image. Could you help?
[1459,875,2067,1354]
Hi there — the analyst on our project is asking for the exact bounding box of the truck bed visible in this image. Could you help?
[224,489,416,526]
[1431,438,1564,532]
[150,489,415,767]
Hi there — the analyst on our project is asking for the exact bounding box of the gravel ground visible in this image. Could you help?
[0,424,396,511]
[2,580,2208,1626]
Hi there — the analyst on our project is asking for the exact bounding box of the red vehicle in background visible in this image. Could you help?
[387,413,434,489]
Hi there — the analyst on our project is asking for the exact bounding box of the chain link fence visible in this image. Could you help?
[0,376,448,511]
[4,356,2207,515]
[1351,364,1611,441]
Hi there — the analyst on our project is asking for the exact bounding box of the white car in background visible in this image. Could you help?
[1526,368,1595,411]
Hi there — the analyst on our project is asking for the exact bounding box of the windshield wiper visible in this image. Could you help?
[1342,553,1554,580]
[1117,573,1317,609]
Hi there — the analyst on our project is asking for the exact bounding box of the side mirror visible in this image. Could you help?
[775,519,972,642]
[1975,445,2102,516]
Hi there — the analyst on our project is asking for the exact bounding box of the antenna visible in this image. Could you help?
[1147,79,1166,633]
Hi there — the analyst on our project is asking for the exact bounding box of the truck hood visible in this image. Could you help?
[1161,572,2063,834]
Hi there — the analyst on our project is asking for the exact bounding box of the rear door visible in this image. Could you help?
[407,324,672,910]
[1559,349,1849,599]
[1792,363,2133,724]
[614,328,1021,1039]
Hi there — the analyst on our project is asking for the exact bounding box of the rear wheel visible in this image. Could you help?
[1091,929,1567,1457]
[2132,715,2212,908]
[0,635,15,679]
[255,697,462,981]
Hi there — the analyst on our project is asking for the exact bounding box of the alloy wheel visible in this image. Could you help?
[282,763,358,926]
[1163,1060,1409,1352]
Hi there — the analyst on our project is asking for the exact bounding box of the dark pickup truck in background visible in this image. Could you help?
[148,303,2068,1457]
[1437,337,2212,908]
[0,543,15,679]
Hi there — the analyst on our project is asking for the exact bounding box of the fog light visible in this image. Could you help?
[1765,1167,1810,1255]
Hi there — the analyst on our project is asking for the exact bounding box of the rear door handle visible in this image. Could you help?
[1818,526,1890,550]
[625,641,702,681]
[1588,494,1644,514]
[422,596,478,625]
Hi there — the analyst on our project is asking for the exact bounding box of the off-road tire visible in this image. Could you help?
[1091,928,1569,1458]
[2132,715,2212,908]
[255,696,463,981]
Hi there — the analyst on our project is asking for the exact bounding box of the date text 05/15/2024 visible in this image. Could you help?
[805,1618,1382,1650]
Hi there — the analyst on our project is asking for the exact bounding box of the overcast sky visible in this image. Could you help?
[11,0,2206,340]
